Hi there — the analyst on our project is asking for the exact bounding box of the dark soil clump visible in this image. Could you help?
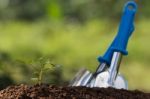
[0,84,149,99]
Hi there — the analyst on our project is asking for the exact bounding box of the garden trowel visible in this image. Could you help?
[70,1,137,89]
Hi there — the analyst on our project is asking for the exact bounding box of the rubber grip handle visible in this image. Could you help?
[111,1,137,54]
[98,1,137,65]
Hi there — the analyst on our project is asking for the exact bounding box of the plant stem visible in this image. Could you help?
[38,69,43,85]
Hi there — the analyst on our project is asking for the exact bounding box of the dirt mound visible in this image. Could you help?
[0,84,149,99]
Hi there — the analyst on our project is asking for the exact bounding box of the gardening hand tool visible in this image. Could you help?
[89,1,137,89]
[70,1,137,89]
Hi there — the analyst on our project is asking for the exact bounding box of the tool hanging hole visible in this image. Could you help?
[126,2,137,11]
[128,5,134,10]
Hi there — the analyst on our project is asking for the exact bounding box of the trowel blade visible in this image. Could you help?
[94,71,128,89]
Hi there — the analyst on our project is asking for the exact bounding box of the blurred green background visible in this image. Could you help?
[0,0,150,91]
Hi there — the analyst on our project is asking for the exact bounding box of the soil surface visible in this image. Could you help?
[0,84,149,99]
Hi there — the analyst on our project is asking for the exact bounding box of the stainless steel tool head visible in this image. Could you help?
[70,68,127,89]
[70,52,128,89]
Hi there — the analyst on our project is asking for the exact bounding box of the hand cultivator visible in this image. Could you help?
[70,1,137,89]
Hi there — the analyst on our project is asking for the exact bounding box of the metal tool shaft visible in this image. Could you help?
[95,63,107,74]
[108,52,122,86]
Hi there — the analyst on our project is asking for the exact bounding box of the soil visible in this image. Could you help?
[0,84,149,99]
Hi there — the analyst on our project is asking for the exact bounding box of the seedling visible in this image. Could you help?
[31,57,56,85]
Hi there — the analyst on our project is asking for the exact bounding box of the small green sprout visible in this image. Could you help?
[31,57,57,85]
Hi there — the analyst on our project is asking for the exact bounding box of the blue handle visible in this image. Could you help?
[98,1,137,65]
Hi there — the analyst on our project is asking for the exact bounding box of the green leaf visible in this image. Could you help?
[31,78,38,81]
